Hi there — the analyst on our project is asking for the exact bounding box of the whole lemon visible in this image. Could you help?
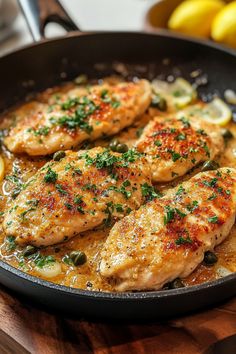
[211,1,236,48]
[168,0,225,38]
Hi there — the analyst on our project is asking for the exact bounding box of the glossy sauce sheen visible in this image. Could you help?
[0,80,236,292]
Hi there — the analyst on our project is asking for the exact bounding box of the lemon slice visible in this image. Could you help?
[152,78,197,109]
[177,98,232,126]
[168,0,224,38]
[202,98,232,126]
[211,1,236,49]
[0,156,5,183]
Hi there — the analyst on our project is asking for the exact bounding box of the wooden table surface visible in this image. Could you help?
[0,285,235,354]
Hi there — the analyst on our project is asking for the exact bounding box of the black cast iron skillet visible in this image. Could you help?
[0,0,236,320]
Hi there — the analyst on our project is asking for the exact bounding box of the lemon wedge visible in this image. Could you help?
[152,78,197,109]
[177,98,232,126]
[168,0,225,38]
[211,1,236,48]
[0,156,5,182]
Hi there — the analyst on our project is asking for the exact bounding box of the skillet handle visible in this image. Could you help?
[17,0,79,42]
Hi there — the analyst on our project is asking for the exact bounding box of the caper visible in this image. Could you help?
[22,245,37,257]
[116,143,128,153]
[151,94,167,111]
[109,139,120,152]
[53,150,66,161]
[204,251,218,265]
[168,278,185,289]
[70,251,87,266]
[222,129,233,142]
[201,160,220,172]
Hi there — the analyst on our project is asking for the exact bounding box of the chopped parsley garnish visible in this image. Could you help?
[48,96,101,134]
[203,178,218,188]
[196,129,207,136]
[203,143,210,158]
[20,207,37,221]
[100,89,121,108]
[141,183,162,201]
[175,208,187,218]
[88,150,118,170]
[175,133,186,141]
[33,126,50,136]
[26,199,39,208]
[186,200,198,213]
[74,195,83,204]
[34,255,56,268]
[164,206,187,225]
[64,203,73,210]
[56,114,93,134]
[121,149,142,164]
[164,206,175,225]
[175,236,193,246]
[154,140,162,147]
[114,204,124,212]
[176,185,185,196]
[179,117,190,128]
[208,193,217,200]
[61,97,80,110]
[208,215,218,224]
[82,183,97,192]
[108,181,132,199]
[6,235,16,251]
[168,149,181,162]
[55,184,68,195]
[44,168,58,183]
[65,163,72,171]
[74,167,82,175]
[81,148,142,171]
[6,172,24,199]
[77,205,85,214]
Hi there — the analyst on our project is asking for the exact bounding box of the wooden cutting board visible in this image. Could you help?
[0,284,235,354]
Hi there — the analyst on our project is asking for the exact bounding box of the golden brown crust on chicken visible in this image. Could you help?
[100,168,236,291]
[3,147,152,247]
[4,80,151,156]
[135,115,224,182]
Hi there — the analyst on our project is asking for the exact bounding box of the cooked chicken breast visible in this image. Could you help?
[135,115,224,182]
[100,168,236,291]
[4,80,151,156]
[3,147,152,247]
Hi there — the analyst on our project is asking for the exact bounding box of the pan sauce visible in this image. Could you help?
[0,78,236,292]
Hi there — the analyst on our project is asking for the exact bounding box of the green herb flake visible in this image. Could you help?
[34,255,56,268]
[55,184,68,195]
[179,117,190,128]
[208,215,218,224]
[6,235,16,251]
[44,168,58,183]
[175,133,186,141]
[141,183,162,201]
[154,140,162,147]
[164,206,175,225]
[176,185,185,196]
[175,236,193,246]
[208,193,217,200]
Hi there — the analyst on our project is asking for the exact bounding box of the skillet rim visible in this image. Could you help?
[0,258,236,300]
[0,30,236,61]
[0,30,236,301]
